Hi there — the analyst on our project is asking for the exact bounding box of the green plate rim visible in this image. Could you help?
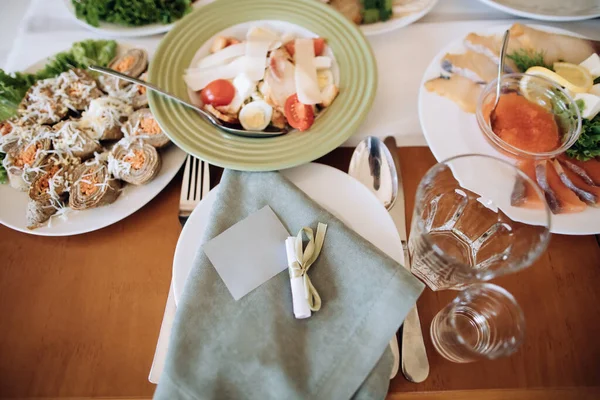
[148,0,377,171]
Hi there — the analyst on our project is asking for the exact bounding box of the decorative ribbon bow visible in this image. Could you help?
[289,223,328,312]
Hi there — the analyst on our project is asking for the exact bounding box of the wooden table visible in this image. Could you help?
[1,147,599,400]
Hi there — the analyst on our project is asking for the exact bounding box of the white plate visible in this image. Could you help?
[62,0,211,38]
[0,44,187,236]
[418,24,600,235]
[171,162,404,378]
[477,0,600,21]
[360,0,439,36]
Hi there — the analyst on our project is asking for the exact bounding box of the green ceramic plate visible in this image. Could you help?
[148,0,377,171]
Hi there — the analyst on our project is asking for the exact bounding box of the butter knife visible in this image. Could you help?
[383,137,429,383]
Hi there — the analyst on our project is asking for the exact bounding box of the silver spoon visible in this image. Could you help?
[349,136,429,383]
[89,65,288,139]
[348,136,398,210]
[349,137,429,383]
[490,30,510,124]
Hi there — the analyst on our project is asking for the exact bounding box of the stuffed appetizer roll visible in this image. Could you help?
[18,79,69,125]
[99,48,148,92]
[58,69,104,111]
[79,97,133,141]
[69,160,121,210]
[108,139,161,185]
[26,164,69,229]
[2,135,51,191]
[52,120,102,160]
[122,108,170,148]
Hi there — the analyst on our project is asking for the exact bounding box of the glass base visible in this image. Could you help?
[430,313,474,363]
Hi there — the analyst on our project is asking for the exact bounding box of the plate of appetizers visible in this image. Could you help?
[419,23,600,235]
[62,0,210,38]
[323,0,439,36]
[148,0,376,171]
[476,0,600,22]
[0,40,186,236]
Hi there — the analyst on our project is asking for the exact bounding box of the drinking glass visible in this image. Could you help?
[409,154,551,291]
[430,283,525,363]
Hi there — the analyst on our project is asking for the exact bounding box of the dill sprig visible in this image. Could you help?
[507,49,551,72]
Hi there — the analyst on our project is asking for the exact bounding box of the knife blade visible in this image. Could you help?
[383,136,429,383]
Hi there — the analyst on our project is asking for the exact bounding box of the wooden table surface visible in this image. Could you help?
[1,147,599,399]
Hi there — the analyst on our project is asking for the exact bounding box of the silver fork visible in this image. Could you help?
[179,155,211,226]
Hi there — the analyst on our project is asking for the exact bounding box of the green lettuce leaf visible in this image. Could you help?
[566,115,600,161]
[0,70,35,121]
[0,39,117,120]
[0,152,7,184]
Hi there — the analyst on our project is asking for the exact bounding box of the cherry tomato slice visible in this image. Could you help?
[284,38,326,57]
[284,94,314,132]
[200,79,235,106]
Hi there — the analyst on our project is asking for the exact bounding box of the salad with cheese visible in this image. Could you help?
[184,26,339,133]
[0,43,171,229]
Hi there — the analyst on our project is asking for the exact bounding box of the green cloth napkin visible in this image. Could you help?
[154,170,425,400]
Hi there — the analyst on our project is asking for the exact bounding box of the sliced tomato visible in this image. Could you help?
[200,79,235,106]
[284,94,314,131]
[284,38,326,57]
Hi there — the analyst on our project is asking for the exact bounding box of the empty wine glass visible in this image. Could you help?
[409,154,551,291]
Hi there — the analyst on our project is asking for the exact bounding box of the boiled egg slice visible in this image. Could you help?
[574,93,600,120]
[239,100,273,131]
[317,69,334,90]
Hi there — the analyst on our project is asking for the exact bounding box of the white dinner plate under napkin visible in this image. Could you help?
[148,163,407,384]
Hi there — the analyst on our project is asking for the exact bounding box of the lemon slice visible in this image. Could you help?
[525,63,593,93]
[519,75,553,110]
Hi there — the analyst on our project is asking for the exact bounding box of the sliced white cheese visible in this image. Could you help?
[313,56,332,69]
[590,83,600,96]
[294,38,322,105]
[196,43,246,69]
[226,73,257,113]
[579,53,600,79]
[574,93,600,120]
[247,26,282,50]
[245,28,274,81]
[233,73,256,101]
[184,57,247,91]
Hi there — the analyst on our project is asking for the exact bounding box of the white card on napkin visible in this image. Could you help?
[203,206,290,300]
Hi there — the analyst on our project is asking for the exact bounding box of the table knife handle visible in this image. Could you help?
[400,241,429,383]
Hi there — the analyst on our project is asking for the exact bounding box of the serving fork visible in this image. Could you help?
[179,155,211,226]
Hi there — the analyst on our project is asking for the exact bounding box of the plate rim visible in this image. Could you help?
[360,0,440,36]
[147,0,378,172]
[417,23,599,235]
[0,42,187,237]
[61,0,210,38]
[476,0,600,21]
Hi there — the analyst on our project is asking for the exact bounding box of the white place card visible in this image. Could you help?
[203,206,290,300]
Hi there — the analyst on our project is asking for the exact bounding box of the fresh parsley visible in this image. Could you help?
[73,0,192,27]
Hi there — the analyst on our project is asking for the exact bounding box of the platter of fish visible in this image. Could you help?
[0,41,186,236]
[419,23,600,235]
